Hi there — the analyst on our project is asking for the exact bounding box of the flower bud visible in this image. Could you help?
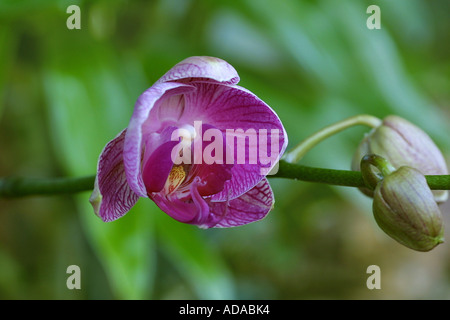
[373,166,444,252]
[352,115,448,202]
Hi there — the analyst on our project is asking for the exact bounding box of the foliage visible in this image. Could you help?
[0,0,449,299]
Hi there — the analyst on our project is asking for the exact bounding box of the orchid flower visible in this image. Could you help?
[89,56,288,228]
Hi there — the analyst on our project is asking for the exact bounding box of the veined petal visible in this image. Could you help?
[156,56,240,85]
[90,129,139,222]
[209,178,274,228]
[123,82,194,197]
[178,82,287,200]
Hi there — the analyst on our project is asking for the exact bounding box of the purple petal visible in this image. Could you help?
[90,129,139,222]
[142,140,179,193]
[156,56,240,85]
[177,82,288,200]
[209,178,274,228]
[123,82,195,197]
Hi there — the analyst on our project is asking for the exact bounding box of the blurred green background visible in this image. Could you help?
[0,0,449,299]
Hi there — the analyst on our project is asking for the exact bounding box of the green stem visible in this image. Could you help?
[272,161,450,191]
[284,114,382,163]
[0,160,449,198]
[0,175,95,198]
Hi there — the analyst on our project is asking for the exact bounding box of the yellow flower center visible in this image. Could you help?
[164,165,186,194]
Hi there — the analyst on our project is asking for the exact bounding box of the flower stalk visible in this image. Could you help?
[1,160,449,198]
[0,175,96,198]
[284,114,382,163]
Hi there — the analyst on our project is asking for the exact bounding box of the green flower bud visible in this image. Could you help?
[352,115,448,202]
[373,166,444,252]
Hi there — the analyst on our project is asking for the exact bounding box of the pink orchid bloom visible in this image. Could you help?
[89,56,288,228]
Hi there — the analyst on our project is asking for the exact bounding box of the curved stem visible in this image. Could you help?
[284,114,382,163]
[1,161,449,198]
[360,154,396,190]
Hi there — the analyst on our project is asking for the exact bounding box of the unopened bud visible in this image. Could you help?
[352,115,448,202]
[373,166,444,252]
